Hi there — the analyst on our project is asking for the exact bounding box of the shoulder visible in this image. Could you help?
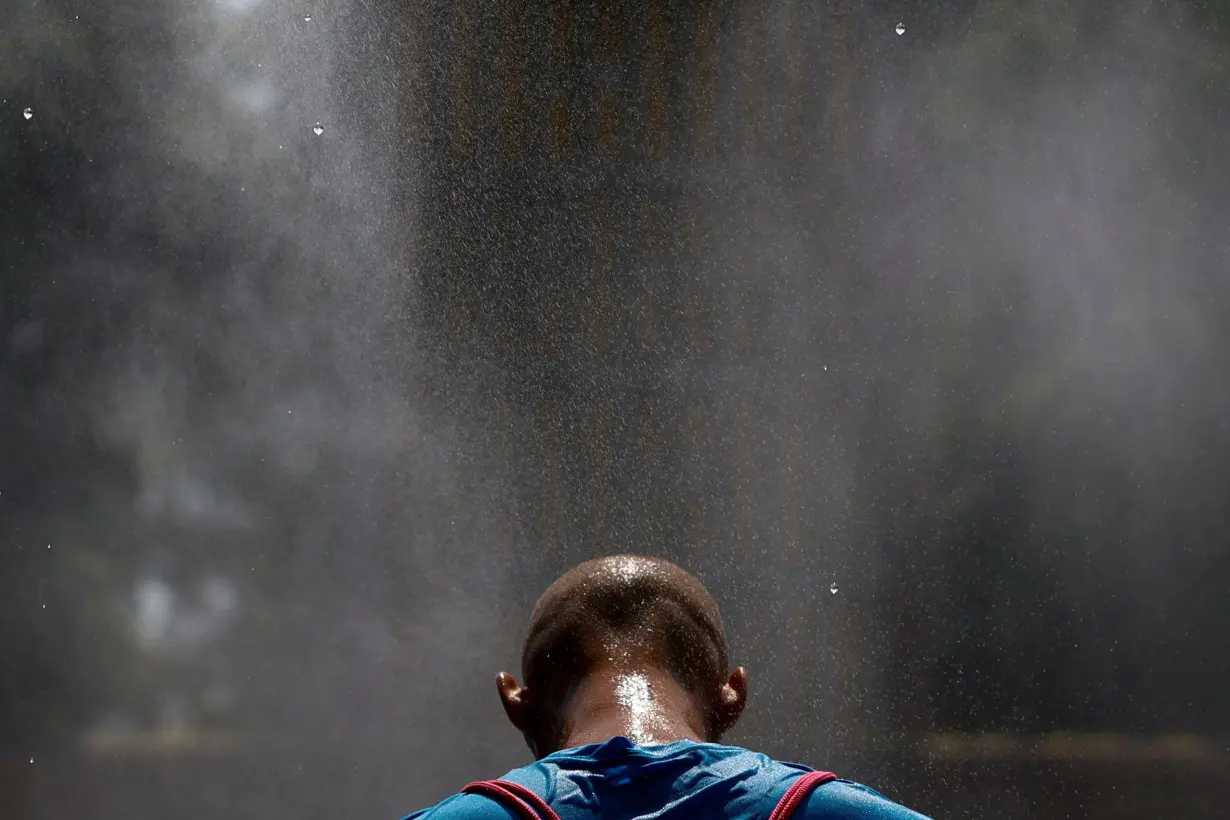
[401,792,521,820]
[800,779,933,820]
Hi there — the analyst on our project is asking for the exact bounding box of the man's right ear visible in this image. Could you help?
[711,666,748,739]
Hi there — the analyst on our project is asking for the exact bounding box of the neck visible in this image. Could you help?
[557,662,707,750]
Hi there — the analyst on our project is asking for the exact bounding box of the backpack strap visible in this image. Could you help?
[461,780,563,820]
[461,769,836,820]
[766,771,839,820]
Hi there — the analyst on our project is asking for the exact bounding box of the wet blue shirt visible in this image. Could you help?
[403,736,930,820]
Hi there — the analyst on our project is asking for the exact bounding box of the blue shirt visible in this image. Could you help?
[402,736,931,820]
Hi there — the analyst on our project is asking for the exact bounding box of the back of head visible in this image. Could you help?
[520,555,730,735]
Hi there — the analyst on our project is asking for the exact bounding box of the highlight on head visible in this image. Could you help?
[519,555,730,727]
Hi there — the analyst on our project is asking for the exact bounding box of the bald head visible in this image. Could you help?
[524,555,728,684]
[502,555,741,755]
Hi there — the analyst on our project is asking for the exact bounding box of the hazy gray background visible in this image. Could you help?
[2,1,1227,818]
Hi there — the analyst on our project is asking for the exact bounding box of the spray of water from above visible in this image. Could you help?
[1,1,1227,818]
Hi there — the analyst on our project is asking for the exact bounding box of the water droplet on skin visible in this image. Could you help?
[312,123,324,136]
[23,107,33,120]
[304,16,312,21]
[895,22,905,36]
[829,582,839,595]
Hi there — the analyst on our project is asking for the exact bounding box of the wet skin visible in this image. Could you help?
[497,661,747,755]
[496,555,747,758]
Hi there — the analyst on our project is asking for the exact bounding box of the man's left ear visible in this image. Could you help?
[497,672,532,733]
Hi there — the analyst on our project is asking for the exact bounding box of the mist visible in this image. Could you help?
[2,1,1228,819]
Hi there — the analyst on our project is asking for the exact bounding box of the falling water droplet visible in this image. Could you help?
[312,123,323,136]
[29,758,34,764]
[895,22,905,36]
[23,107,33,120]
[829,582,839,595]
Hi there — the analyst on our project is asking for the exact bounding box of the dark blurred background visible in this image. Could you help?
[2,1,1228,818]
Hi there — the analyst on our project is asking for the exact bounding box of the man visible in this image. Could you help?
[403,555,931,820]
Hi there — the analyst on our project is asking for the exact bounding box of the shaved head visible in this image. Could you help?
[507,555,736,754]
[523,555,728,686]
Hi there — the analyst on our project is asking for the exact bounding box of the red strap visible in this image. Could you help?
[462,770,836,820]
[461,780,563,820]
[766,771,839,820]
